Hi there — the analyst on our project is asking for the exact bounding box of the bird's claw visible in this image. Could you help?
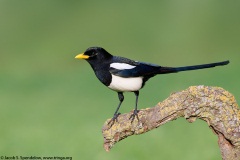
[108,112,121,127]
[129,110,139,123]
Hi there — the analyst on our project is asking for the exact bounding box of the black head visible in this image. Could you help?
[75,47,112,63]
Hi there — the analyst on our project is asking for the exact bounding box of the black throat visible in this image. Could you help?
[87,58,112,87]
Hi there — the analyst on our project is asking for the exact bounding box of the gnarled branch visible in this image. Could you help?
[102,86,240,160]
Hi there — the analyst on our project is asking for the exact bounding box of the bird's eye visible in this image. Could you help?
[91,52,98,57]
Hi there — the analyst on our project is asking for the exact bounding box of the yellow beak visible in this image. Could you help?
[75,53,90,59]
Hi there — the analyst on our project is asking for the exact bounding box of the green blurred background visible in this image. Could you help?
[0,0,239,159]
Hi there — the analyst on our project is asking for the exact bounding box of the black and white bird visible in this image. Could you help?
[75,47,229,125]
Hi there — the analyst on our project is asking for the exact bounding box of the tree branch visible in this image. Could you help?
[102,86,240,160]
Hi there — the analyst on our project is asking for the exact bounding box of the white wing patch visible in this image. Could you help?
[110,63,136,70]
[108,74,143,92]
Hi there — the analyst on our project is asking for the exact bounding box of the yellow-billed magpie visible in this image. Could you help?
[75,47,229,125]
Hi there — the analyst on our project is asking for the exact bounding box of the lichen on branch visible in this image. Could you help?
[102,86,240,160]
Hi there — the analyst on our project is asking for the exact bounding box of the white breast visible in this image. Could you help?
[108,74,143,92]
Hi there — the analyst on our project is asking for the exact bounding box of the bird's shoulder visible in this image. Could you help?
[111,56,139,66]
[111,56,160,68]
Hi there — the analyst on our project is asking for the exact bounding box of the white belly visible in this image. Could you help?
[108,75,143,92]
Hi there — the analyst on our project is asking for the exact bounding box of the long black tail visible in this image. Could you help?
[158,60,229,74]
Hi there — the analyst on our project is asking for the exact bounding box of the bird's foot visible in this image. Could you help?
[129,109,139,123]
[108,112,121,127]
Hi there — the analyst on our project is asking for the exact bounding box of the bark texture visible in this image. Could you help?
[102,86,240,160]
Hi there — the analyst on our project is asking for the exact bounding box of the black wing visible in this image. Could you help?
[109,56,162,78]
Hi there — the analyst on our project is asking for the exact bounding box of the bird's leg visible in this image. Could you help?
[108,92,124,127]
[129,91,140,122]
